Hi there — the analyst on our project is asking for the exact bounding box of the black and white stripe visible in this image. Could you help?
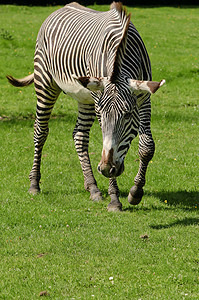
[7,2,163,210]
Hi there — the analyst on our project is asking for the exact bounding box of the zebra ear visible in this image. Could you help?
[72,75,105,91]
[129,79,165,94]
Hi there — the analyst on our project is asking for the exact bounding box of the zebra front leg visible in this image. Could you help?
[107,178,122,212]
[73,103,102,201]
[128,133,155,205]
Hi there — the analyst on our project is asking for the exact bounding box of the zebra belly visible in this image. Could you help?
[54,78,94,104]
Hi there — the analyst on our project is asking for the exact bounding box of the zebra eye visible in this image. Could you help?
[124,112,131,119]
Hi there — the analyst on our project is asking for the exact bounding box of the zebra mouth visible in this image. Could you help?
[97,161,124,178]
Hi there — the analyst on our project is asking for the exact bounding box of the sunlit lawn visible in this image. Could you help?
[0,4,198,299]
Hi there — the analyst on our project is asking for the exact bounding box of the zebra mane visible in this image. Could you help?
[110,1,125,13]
[109,2,131,82]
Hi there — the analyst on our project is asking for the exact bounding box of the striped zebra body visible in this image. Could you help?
[7,2,165,211]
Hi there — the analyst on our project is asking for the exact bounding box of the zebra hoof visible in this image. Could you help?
[128,186,143,205]
[28,183,40,195]
[89,185,103,202]
[90,192,103,202]
[107,202,122,212]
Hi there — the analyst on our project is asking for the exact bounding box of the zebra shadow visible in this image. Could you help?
[149,217,199,230]
[121,189,198,212]
[151,190,198,210]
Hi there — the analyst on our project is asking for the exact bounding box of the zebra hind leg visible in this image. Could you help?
[29,77,60,195]
[73,103,102,201]
[128,133,155,205]
[107,178,122,212]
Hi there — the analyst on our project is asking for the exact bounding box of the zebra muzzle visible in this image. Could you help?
[97,161,124,178]
[98,148,125,178]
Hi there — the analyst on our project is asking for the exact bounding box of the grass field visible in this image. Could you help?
[0,4,199,299]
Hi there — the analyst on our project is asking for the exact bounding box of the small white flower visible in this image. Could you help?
[109,276,113,280]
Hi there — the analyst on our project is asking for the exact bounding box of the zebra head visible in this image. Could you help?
[97,80,135,178]
[76,76,165,178]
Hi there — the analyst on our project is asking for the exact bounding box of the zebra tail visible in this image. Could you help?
[6,73,34,87]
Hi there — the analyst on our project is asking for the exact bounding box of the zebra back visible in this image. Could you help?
[35,2,149,85]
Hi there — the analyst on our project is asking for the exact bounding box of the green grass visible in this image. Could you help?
[0,4,199,299]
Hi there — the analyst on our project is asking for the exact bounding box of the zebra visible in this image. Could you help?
[7,2,165,211]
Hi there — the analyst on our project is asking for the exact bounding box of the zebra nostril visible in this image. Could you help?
[110,166,116,176]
